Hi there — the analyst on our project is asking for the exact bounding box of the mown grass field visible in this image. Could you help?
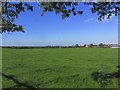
[2,48,118,88]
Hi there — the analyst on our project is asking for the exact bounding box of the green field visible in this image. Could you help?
[2,48,118,88]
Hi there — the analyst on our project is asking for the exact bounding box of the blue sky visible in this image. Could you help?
[2,2,118,46]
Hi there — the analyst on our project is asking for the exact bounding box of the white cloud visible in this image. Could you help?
[85,14,117,24]
[84,18,94,23]
[85,9,116,23]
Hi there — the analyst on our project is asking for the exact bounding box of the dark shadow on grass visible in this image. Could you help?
[91,71,120,87]
[0,72,37,90]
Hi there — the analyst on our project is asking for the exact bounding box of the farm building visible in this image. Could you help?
[109,44,120,48]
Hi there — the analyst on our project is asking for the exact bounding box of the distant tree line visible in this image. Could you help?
[2,43,115,49]
[2,45,84,49]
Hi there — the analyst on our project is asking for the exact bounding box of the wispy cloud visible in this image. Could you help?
[84,14,117,24]
[84,18,94,23]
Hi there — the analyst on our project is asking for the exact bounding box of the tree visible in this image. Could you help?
[1,2,120,33]
[99,43,104,47]
[89,43,94,47]
[75,44,79,47]
[39,2,120,20]
[83,44,86,47]
[1,2,33,33]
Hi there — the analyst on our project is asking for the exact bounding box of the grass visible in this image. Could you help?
[2,48,118,88]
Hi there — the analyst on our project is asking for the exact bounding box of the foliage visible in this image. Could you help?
[84,2,120,20]
[83,44,86,47]
[75,44,79,47]
[99,43,104,47]
[1,2,120,33]
[39,2,120,20]
[89,43,94,47]
[1,2,33,33]
[39,2,83,19]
